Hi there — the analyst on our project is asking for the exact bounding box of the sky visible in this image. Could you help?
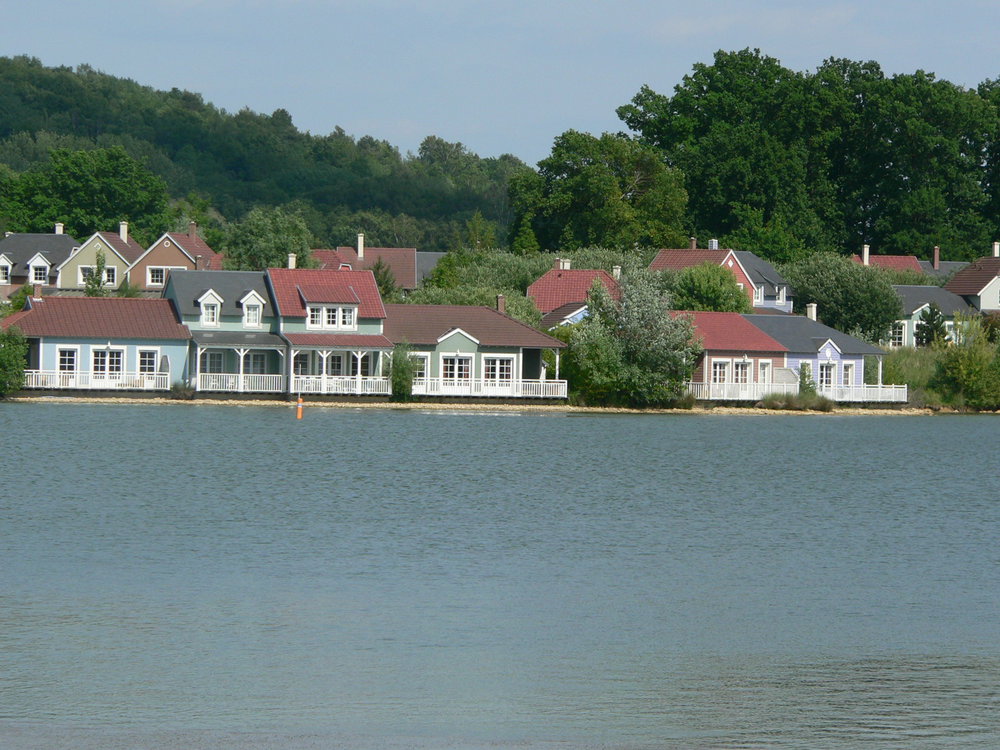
[3,0,999,165]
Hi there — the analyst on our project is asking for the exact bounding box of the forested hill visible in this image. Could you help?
[0,56,526,250]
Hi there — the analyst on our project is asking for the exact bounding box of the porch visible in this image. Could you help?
[685,381,908,403]
[22,370,171,391]
[192,332,286,394]
[412,377,568,398]
[291,374,390,395]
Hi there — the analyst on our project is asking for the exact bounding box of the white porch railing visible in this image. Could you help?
[23,370,171,391]
[411,377,568,398]
[291,375,391,395]
[198,373,285,393]
[817,384,909,403]
[685,381,908,403]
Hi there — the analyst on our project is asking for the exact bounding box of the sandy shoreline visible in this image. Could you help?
[6,394,946,416]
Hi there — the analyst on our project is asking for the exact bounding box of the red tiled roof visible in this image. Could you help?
[1,297,190,339]
[944,256,1000,295]
[283,333,393,348]
[681,311,787,352]
[851,254,923,273]
[313,246,419,289]
[649,249,732,271]
[166,232,224,269]
[527,269,620,313]
[383,304,566,348]
[268,268,386,319]
[97,231,146,264]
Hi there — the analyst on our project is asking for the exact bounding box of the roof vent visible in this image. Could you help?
[708,238,719,250]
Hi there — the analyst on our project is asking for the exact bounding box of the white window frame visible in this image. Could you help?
[483,355,515,382]
[441,354,472,381]
[409,353,428,381]
[758,360,772,383]
[733,360,751,384]
[31,265,48,284]
[92,347,125,375]
[818,362,835,388]
[198,290,223,328]
[777,287,786,304]
[711,360,730,384]
[200,350,224,373]
[246,352,268,374]
[58,347,79,372]
[753,285,763,304]
[243,303,262,329]
[842,362,855,386]
[889,322,905,347]
[147,266,185,287]
[305,305,359,331]
[326,353,345,376]
[0,264,10,284]
[138,349,160,374]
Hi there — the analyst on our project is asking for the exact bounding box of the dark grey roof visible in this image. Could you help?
[0,233,79,273]
[415,252,446,282]
[733,251,792,296]
[893,285,972,317]
[743,314,884,356]
[918,260,969,281]
[191,330,285,348]
[165,270,271,317]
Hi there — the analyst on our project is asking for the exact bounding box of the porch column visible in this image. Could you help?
[555,351,561,380]
[195,345,205,391]
[319,351,330,393]
[877,358,883,386]
[290,348,301,395]
[236,347,248,393]
[353,350,363,394]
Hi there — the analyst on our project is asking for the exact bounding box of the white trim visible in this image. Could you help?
[55,233,131,271]
[0,260,10,285]
[198,289,223,327]
[437,327,480,345]
[57,345,81,373]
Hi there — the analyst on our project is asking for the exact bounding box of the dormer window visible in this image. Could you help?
[32,265,48,284]
[198,290,223,327]
[0,264,10,285]
[244,303,261,328]
[305,305,358,331]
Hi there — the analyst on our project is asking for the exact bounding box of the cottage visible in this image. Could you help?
[55,222,144,290]
[129,222,223,290]
[527,257,621,328]
[0,225,78,296]
[887,286,971,347]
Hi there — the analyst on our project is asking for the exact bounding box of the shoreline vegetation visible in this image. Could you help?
[5,394,953,416]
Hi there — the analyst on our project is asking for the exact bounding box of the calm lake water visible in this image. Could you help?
[1,403,998,749]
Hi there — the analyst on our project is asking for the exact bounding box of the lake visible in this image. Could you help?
[1,403,997,749]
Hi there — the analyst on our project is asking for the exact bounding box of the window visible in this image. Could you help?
[32,265,48,283]
[293,353,311,375]
[200,351,224,373]
[58,349,77,372]
[92,349,123,375]
[148,267,166,286]
[305,305,358,331]
[201,302,220,326]
[104,266,116,285]
[246,352,267,374]
[753,286,763,304]
[818,362,835,387]
[733,361,750,384]
[842,362,855,386]
[777,287,786,304]
[889,323,905,347]
[758,360,771,383]
[326,354,344,376]
[442,356,471,381]
[243,303,262,328]
[409,354,427,380]
[711,360,729,383]
[0,265,10,284]
[138,350,158,374]
[484,357,513,381]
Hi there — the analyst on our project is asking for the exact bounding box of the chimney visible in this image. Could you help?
[496,294,506,314]
[553,256,562,270]
[188,221,198,238]
[689,236,697,250]
[357,232,365,260]
[993,241,999,258]
[560,258,572,270]
[287,253,297,269]
[32,285,42,300]
[806,303,817,321]
[933,245,940,270]
[708,238,719,250]
[862,244,870,265]
[195,254,202,270]
[54,222,64,235]
[119,221,129,244]
[612,265,622,280]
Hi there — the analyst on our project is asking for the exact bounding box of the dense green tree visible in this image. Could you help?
[668,263,752,312]
[510,130,687,251]
[404,285,541,328]
[222,206,317,270]
[0,326,27,396]
[915,303,948,347]
[781,253,901,341]
[370,257,401,302]
[83,249,109,297]
[563,271,700,406]
[931,315,1000,409]
[1,146,170,244]
[388,343,416,402]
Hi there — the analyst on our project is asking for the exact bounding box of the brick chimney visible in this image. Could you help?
[933,246,940,270]
[806,303,817,321]
[119,221,129,244]
[195,254,202,270]
[32,285,43,300]
[862,244,870,265]
[496,294,506,314]
[357,232,365,260]
[689,237,697,250]
[188,221,198,238]
[287,253,297,269]
[54,222,64,235]
[553,256,562,270]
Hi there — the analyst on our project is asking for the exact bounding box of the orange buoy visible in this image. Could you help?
[296,395,303,419]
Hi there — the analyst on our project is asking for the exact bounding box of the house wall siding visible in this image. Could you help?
[57,239,124,289]
[36,338,188,379]
[130,242,193,290]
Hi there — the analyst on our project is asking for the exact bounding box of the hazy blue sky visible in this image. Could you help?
[4,0,999,164]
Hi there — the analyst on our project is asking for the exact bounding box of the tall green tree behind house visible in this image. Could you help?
[83,249,109,297]
[667,263,752,312]
[0,326,27,397]
[1,146,170,244]
[222,206,317,270]
[915,303,948,347]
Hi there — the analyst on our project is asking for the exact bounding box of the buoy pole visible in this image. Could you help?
[296,394,303,419]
